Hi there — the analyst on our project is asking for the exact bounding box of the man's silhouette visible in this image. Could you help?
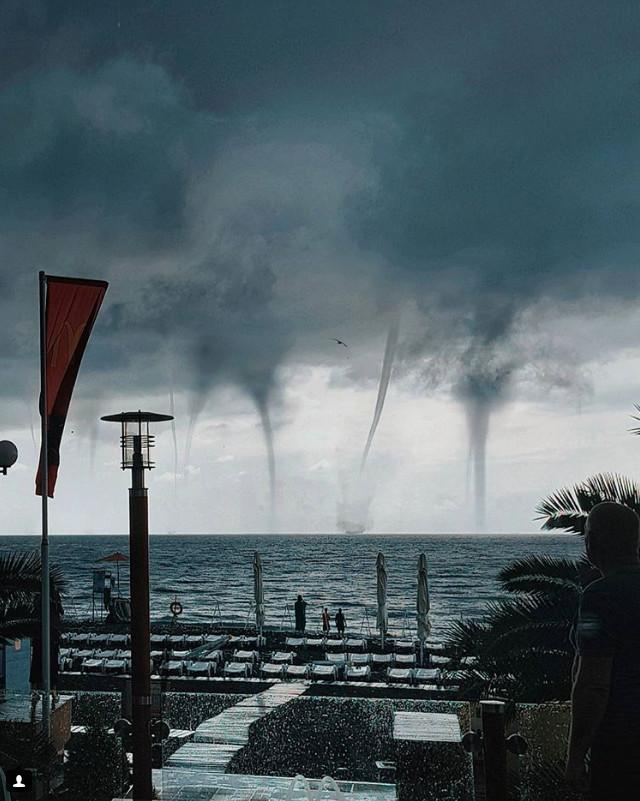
[566,501,640,799]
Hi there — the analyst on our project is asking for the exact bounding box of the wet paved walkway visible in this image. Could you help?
[166,683,308,773]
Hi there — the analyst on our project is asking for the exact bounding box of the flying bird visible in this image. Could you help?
[332,338,348,348]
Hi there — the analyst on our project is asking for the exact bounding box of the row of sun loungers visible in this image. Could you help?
[283,636,420,653]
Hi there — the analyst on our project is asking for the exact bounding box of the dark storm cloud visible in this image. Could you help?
[1,0,639,415]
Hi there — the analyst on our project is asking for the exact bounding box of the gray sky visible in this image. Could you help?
[1,1,640,534]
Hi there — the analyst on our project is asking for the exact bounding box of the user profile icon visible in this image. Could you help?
[5,768,32,792]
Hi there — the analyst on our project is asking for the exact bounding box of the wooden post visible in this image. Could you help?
[480,700,507,801]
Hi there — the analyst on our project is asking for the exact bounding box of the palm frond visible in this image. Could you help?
[535,472,640,533]
[0,549,66,603]
[498,554,581,594]
[630,403,640,436]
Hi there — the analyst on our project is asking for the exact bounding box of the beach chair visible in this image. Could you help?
[325,652,347,665]
[413,668,440,685]
[170,650,190,660]
[304,636,325,649]
[349,652,372,666]
[81,658,105,674]
[281,663,307,679]
[168,634,186,648]
[95,649,117,660]
[59,647,73,658]
[345,665,371,682]
[160,660,185,677]
[429,654,451,666]
[204,634,230,649]
[151,634,169,648]
[186,661,213,678]
[118,649,132,660]
[232,649,258,664]
[395,652,416,666]
[394,639,416,653]
[223,662,250,678]
[103,659,128,675]
[58,657,73,673]
[200,649,223,663]
[345,638,366,652]
[109,633,129,648]
[185,635,204,649]
[260,662,285,679]
[324,639,345,652]
[372,653,393,668]
[285,636,305,648]
[88,633,110,648]
[311,663,338,681]
[69,633,90,648]
[281,663,307,681]
[387,667,414,684]
[271,651,295,664]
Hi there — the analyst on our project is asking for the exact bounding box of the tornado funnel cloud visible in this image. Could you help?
[255,398,276,528]
[360,316,400,472]
[465,399,491,531]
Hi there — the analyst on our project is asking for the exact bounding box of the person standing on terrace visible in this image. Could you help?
[321,607,331,633]
[294,594,307,634]
[335,608,346,637]
[566,501,640,799]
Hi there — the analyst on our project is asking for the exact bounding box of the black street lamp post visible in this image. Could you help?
[101,411,173,801]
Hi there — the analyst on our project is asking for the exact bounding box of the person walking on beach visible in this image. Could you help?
[566,502,640,800]
[335,608,346,637]
[294,594,307,634]
[321,607,331,634]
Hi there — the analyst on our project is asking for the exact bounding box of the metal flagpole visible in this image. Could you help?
[39,270,51,734]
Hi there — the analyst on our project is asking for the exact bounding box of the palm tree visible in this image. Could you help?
[0,550,66,643]
[444,473,640,701]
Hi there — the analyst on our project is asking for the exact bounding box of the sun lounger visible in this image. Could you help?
[271,651,295,664]
[103,659,128,674]
[349,653,372,665]
[325,652,347,664]
[372,653,393,666]
[429,654,451,666]
[413,668,440,684]
[285,637,305,648]
[185,635,204,648]
[70,633,90,648]
[151,634,169,647]
[160,660,184,676]
[394,639,416,653]
[387,667,413,684]
[395,653,416,665]
[95,649,118,660]
[232,649,258,664]
[170,650,190,659]
[186,661,213,677]
[117,649,132,660]
[81,658,105,674]
[168,635,186,648]
[304,637,325,648]
[223,662,250,678]
[199,649,223,663]
[87,634,110,647]
[345,638,366,651]
[58,657,73,672]
[204,634,229,648]
[311,663,338,681]
[261,662,285,678]
[346,665,371,682]
[59,647,73,658]
[109,634,129,648]
[284,663,310,679]
[324,639,344,652]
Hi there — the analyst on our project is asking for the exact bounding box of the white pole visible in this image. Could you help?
[39,270,51,733]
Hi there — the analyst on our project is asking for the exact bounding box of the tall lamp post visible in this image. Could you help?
[101,411,173,801]
[0,441,18,475]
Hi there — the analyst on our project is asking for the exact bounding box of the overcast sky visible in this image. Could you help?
[2,1,640,535]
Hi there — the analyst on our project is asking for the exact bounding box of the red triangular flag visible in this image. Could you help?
[36,275,108,497]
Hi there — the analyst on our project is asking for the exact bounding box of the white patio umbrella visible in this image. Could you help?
[376,552,388,649]
[253,551,265,637]
[417,552,431,665]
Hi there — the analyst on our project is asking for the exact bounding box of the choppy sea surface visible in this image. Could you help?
[0,534,583,639]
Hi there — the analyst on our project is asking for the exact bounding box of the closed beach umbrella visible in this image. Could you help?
[376,552,388,648]
[253,551,265,636]
[98,551,128,597]
[417,552,431,665]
